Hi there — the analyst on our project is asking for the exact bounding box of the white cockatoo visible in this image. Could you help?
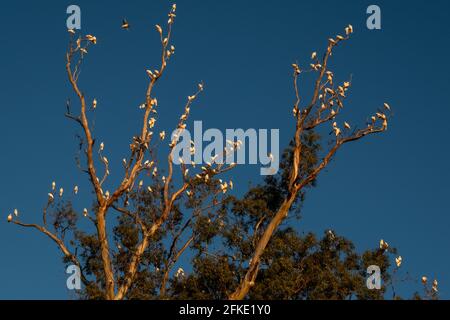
[395,256,402,267]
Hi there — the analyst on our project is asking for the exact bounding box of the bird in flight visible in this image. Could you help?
[122,19,130,30]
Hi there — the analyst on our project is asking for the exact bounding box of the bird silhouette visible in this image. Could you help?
[122,19,130,30]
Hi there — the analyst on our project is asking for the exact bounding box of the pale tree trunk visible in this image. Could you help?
[96,206,115,299]
[229,31,388,299]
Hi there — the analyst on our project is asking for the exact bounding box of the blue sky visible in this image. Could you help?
[0,0,449,299]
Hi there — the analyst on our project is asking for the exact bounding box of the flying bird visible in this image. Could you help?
[121,19,130,30]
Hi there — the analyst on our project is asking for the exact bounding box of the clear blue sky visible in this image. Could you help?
[0,0,449,299]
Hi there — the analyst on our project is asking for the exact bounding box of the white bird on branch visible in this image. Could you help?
[148,118,156,128]
[327,230,336,240]
[432,280,438,292]
[395,256,402,267]
[175,268,185,279]
[345,24,353,35]
[379,239,389,250]
[85,34,97,44]
[376,112,386,120]
[333,127,341,137]
[155,24,163,35]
